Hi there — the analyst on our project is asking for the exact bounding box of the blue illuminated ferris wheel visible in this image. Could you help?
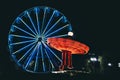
[8,6,73,73]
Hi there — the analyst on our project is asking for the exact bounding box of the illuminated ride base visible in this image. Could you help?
[47,37,90,74]
[8,6,90,74]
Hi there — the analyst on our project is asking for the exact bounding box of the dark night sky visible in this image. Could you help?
[0,0,119,80]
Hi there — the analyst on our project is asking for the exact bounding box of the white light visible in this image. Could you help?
[118,63,120,67]
[51,70,67,74]
[108,63,112,66]
[90,57,97,61]
[68,31,74,36]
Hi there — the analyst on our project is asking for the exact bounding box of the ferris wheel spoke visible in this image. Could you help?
[47,34,68,38]
[10,40,35,46]
[12,41,36,55]
[40,43,46,72]
[40,44,45,72]
[42,42,62,62]
[13,25,35,37]
[25,44,37,69]
[10,34,35,39]
[42,10,56,35]
[44,49,55,70]
[18,17,36,35]
[41,8,47,34]
[45,24,69,37]
[44,16,63,35]
[35,8,41,35]
[26,11,38,34]
[18,44,36,62]
[34,43,40,72]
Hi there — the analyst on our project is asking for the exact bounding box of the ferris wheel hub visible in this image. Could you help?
[38,37,42,42]
[35,35,46,43]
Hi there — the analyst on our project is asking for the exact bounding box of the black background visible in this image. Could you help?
[0,0,119,80]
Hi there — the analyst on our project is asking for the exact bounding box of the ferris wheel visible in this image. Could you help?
[8,6,73,73]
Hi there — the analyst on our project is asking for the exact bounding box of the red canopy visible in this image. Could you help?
[47,38,90,54]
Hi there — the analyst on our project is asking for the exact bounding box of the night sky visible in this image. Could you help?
[0,0,119,80]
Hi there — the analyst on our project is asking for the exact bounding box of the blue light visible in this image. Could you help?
[42,10,56,35]
[35,8,41,35]
[13,25,35,37]
[44,49,55,70]
[18,44,36,63]
[40,43,46,72]
[10,25,16,32]
[45,24,69,37]
[13,41,35,54]
[41,7,47,34]
[54,10,60,17]
[68,24,72,31]
[26,11,38,34]
[62,16,67,23]
[9,45,13,52]
[42,42,62,62]
[23,11,28,18]
[34,7,40,13]
[11,34,35,39]
[8,34,12,43]
[19,17,36,35]
[15,17,21,24]
[10,40,34,46]
[25,44,37,69]
[47,34,68,38]
[46,7,50,13]
[44,16,63,35]
[34,44,40,72]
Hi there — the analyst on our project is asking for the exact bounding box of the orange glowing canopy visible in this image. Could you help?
[47,38,90,54]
